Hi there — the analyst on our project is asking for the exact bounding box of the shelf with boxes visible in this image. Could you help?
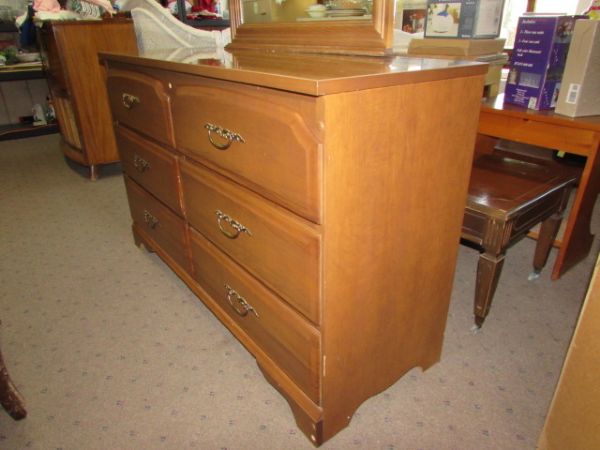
[401,0,508,97]
[0,19,58,140]
[0,68,58,141]
[408,37,508,97]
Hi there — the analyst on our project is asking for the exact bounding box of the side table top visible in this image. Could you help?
[481,94,600,133]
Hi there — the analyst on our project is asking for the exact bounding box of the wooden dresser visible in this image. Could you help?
[102,49,486,445]
[38,20,137,180]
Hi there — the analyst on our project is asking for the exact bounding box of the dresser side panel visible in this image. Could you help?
[319,74,484,438]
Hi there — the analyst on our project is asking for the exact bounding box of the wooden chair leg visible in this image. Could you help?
[474,251,505,328]
[532,212,563,275]
[0,347,27,420]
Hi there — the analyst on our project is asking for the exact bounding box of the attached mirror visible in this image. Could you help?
[227,0,395,55]
[241,0,373,24]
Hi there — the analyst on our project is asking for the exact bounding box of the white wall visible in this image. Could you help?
[534,0,592,14]
[577,0,592,13]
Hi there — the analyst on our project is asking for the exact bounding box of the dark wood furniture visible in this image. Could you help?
[0,64,59,140]
[38,19,137,180]
[0,321,26,420]
[478,94,600,280]
[0,65,45,82]
[462,153,577,328]
[102,49,486,446]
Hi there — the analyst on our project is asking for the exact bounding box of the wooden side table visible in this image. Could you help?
[478,94,600,279]
[462,153,577,327]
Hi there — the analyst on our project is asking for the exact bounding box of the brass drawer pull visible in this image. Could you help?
[122,93,140,109]
[133,154,150,173]
[204,123,245,150]
[225,284,258,317]
[143,210,159,229]
[215,209,252,239]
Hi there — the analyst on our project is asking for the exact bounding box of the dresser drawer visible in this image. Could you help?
[180,159,321,325]
[106,69,175,147]
[117,126,182,216]
[171,75,322,223]
[190,228,320,403]
[124,177,189,271]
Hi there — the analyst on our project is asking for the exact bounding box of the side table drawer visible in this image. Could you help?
[106,68,175,147]
[117,126,182,216]
[181,159,321,325]
[171,75,322,223]
[190,228,321,404]
[124,177,189,272]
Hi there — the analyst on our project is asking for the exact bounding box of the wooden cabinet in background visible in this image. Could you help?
[38,20,137,180]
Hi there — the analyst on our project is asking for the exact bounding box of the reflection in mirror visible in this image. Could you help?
[171,0,231,26]
[242,0,373,24]
[228,0,395,55]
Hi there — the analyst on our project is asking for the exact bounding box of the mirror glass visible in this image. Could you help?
[241,0,373,24]
[228,0,396,55]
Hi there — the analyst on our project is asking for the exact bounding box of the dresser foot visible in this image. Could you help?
[132,225,155,253]
[256,362,324,446]
[289,398,324,446]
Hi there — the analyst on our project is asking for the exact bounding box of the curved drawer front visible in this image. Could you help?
[171,76,322,223]
[190,228,320,403]
[106,69,175,147]
[181,159,321,325]
[117,127,182,216]
[124,177,189,272]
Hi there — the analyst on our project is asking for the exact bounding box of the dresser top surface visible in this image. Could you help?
[101,47,486,95]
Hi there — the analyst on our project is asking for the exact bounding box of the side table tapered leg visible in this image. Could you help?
[474,251,506,328]
[533,212,564,275]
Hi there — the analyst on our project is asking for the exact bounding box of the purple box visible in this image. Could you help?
[505,15,584,110]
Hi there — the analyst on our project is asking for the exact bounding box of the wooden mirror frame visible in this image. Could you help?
[226,0,396,55]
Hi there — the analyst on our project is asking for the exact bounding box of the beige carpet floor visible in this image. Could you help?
[0,134,597,450]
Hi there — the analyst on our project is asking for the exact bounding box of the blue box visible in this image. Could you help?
[505,15,584,110]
